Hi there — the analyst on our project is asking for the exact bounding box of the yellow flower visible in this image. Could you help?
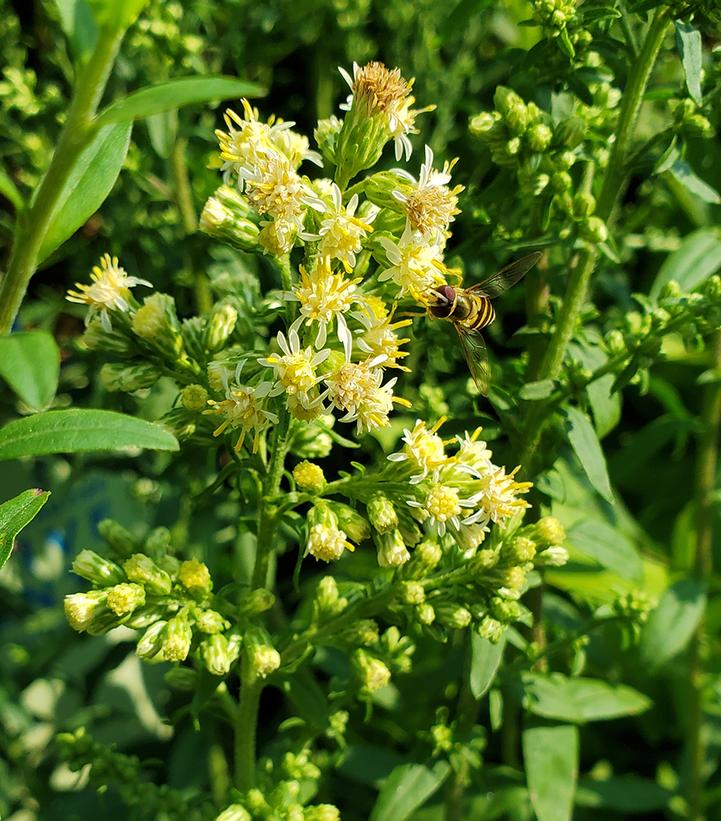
[205,381,279,453]
[356,300,412,370]
[106,583,145,616]
[377,223,447,299]
[474,466,532,523]
[66,254,150,331]
[240,152,308,230]
[388,418,448,483]
[178,559,212,594]
[293,461,326,491]
[259,322,330,407]
[307,522,354,562]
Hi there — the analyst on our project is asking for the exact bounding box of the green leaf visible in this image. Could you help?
[567,519,643,581]
[369,762,450,821]
[39,122,132,263]
[87,0,150,30]
[146,110,178,159]
[576,775,672,813]
[523,721,578,821]
[674,21,703,105]
[522,674,651,723]
[54,0,98,63]
[0,331,60,410]
[650,228,721,299]
[639,577,705,669]
[564,406,613,504]
[0,488,51,570]
[470,631,506,699]
[95,76,265,126]
[0,409,178,460]
[519,380,555,401]
[0,166,23,210]
[669,160,721,205]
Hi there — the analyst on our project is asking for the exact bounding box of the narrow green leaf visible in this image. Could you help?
[650,228,721,299]
[96,76,265,126]
[567,519,643,581]
[523,721,578,821]
[0,166,23,210]
[54,0,98,63]
[39,122,132,263]
[0,409,178,460]
[523,674,651,723]
[369,762,450,821]
[146,110,178,159]
[674,21,703,105]
[0,331,60,410]
[87,0,150,30]
[564,406,613,503]
[470,631,506,699]
[0,488,51,570]
[639,577,706,669]
[669,159,721,205]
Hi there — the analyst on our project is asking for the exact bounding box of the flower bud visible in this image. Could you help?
[100,362,160,392]
[469,548,499,573]
[605,328,626,356]
[160,613,193,662]
[343,619,379,646]
[200,185,260,252]
[123,553,173,595]
[375,529,410,568]
[557,150,577,170]
[304,805,341,821]
[144,526,172,558]
[533,516,566,547]
[552,171,572,193]
[573,192,596,218]
[71,549,125,586]
[98,519,137,557]
[195,609,229,634]
[354,649,391,693]
[136,620,167,660]
[314,115,342,165]
[106,583,146,616]
[456,522,489,553]
[704,275,721,301]
[400,580,426,605]
[436,604,472,629]
[412,539,442,572]
[288,416,334,458]
[178,559,213,595]
[205,303,238,353]
[331,502,371,544]
[293,460,326,491]
[580,216,608,244]
[527,123,552,152]
[215,805,252,821]
[307,504,353,562]
[477,616,505,643]
[364,170,412,211]
[181,384,209,411]
[367,493,398,534]
[499,566,526,598]
[505,536,537,564]
[64,591,108,632]
[494,86,528,134]
[245,627,281,678]
[132,293,184,360]
[659,280,682,301]
[416,602,436,625]
[469,111,499,136]
[240,588,276,615]
[125,604,167,629]
[537,545,570,566]
[201,633,240,676]
[314,576,347,617]
[490,596,522,622]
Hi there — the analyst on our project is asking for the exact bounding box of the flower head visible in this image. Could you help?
[472,466,532,523]
[205,380,279,453]
[307,522,354,562]
[388,418,448,483]
[66,254,150,331]
[355,299,412,370]
[378,223,447,299]
[260,322,330,410]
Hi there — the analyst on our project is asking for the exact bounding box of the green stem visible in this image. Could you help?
[687,330,721,821]
[0,24,126,335]
[234,665,263,791]
[518,8,670,471]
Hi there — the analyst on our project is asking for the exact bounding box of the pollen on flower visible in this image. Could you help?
[343,61,413,116]
[388,419,447,482]
[260,324,329,402]
[378,224,447,299]
[241,153,308,227]
[293,461,326,491]
[205,382,279,453]
[325,358,402,433]
[293,260,358,353]
[356,303,412,370]
[425,484,462,522]
[476,466,532,523]
[307,523,354,562]
[106,583,145,616]
[305,183,376,270]
[66,253,150,331]
[178,559,212,593]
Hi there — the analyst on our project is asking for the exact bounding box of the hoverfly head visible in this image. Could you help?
[428,284,456,318]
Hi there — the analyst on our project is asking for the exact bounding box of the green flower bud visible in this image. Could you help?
[245,627,281,678]
[375,529,410,568]
[181,384,209,411]
[201,633,241,676]
[704,275,721,300]
[98,519,137,557]
[499,566,526,598]
[136,620,167,660]
[505,536,537,564]
[490,596,522,622]
[573,192,596,218]
[505,136,521,157]
[215,805,252,821]
[367,494,399,534]
[330,502,371,544]
[125,604,166,629]
[199,185,260,252]
[64,591,109,633]
[364,170,412,210]
[416,602,436,625]
[605,328,626,356]
[293,460,326,491]
[288,415,334,458]
[72,549,125,586]
[158,554,180,577]
[245,789,267,813]
[412,539,443,572]
[533,516,566,546]
[527,123,552,152]
[314,576,347,617]
[552,170,572,193]
[178,559,212,595]
[123,554,172,595]
[164,666,198,692]
[106,583,146,616]
[205,303,238,353]
[81,318,133,355]
[659,279,682,300]
[343,619,379,646]
[557,150,577,170]
[477,616,505,643]
[580,215,608,244]
[232,590,271,620]
[305,805,341,821]
[436,604,472,629]
[314,115,342,165]
[537,545,570,566]
[160,613,193,662]
[400,581,425,605]
[469,111,499,136]
[144,526,172,558]
[100,361,160,392]
[131,293,184,360]
[470,548,499,573]
[181,315,206,363]
[494,86,528,134]
[354,649,391,693]
[195,609,229,634]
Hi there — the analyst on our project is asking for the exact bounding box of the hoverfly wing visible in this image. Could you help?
[468,251,542,299]
[455,324,491,396]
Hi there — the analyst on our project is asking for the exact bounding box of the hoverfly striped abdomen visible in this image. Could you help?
[462,294,495,331]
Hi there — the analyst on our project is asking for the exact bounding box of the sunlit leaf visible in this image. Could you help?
[523,721,578,821]
[0,488,51,570]
[0,331,60,410]
[370,762,450,821]
[674,21,703,105]
[564,407,613,503]
[639,577,705,669]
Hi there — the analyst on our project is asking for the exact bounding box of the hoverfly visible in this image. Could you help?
[426,251,542,395]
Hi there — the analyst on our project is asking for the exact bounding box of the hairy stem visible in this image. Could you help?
[234,666,263,791]
[687,330,721,820]
[518,8,670,471]
[0,25,125,335]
